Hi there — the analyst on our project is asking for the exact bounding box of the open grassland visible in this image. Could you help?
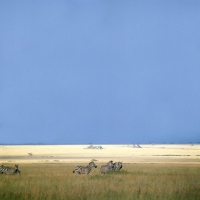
[1,144,200,163]
[0,145,200,199]
[0,163,200,200]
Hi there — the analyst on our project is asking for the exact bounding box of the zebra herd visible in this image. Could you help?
[0,164,21,175]
[0,161,122,175]
[73,161,122,175]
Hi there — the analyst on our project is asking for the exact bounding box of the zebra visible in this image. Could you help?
[0,164,21,175]
[113,161,122,171]
[0,165,4,174]
[100,160,114,173]
[73,161,97,174]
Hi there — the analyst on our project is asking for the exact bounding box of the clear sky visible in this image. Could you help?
[1,0,200,144]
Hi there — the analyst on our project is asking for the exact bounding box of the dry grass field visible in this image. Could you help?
[0,163,200,200]
[0,144,200,163]
[0,144,200,199]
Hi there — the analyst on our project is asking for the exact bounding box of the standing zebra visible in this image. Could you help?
[100,160,114,173]
[113,162,122,171]
[73,161,97,174]
[0,164,21,175]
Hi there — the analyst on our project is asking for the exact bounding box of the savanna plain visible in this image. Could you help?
[0,144,200,200]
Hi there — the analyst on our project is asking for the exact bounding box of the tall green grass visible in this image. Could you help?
[0,163,199,200]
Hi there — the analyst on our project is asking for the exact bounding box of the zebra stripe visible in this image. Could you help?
[100,160,114,173]
[0,164,21,175]
[113,162,122,171]
[0,165,4,174]
[73,161,97,174]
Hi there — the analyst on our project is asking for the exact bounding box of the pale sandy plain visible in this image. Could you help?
[0,144,200,164]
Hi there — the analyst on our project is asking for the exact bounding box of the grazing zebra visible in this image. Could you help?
[0,164,21,175]
[73,161,97,174]
[113,162,122,171]
[100,160,114,173]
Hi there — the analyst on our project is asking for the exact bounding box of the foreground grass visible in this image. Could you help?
[0,163,200,200]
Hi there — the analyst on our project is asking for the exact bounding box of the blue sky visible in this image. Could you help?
[1,0,200,144]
